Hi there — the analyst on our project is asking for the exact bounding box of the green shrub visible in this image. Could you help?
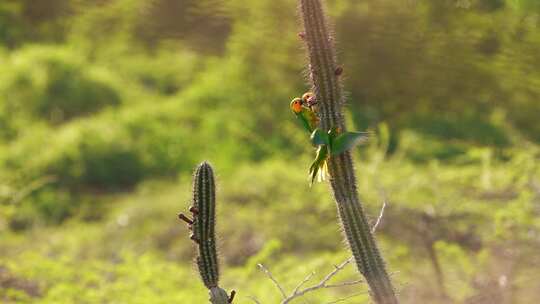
[0,46,121,129]
[9,187,73,230]
[406,114,510,147]
[0,2,26,48]
[397,130,469,162]
[110,49,202,96]
[1,101,205,223]
[3,102,201,189]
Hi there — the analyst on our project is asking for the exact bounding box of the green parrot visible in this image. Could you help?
[290,94,368,185]
[308,128,369,185]
[290,97,319,133]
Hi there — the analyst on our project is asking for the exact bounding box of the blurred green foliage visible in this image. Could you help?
[1,0,539,303]
[0,46,121,136]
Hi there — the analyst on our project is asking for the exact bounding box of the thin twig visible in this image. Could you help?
[246,295,262,304]
[257,264,287,299]
[291,270,316,296]
[281,201,387,303]
[258,201,388,303]
[325,279,363,288]
[371,200,387,233]
[326,291,368,304]
[281,258,362,304]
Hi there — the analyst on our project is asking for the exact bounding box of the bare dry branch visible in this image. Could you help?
[281,258,362,304]
[257,264,287,299]
[291,270,315,296]
[257,201,388,303]
[371,200,387,233]
[326,292,368,304]
[276,201,387,303]
[246,295,262,304]
[325,279,363,289]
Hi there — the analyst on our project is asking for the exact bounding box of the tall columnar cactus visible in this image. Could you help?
[298,1,398,303]
[178,162,235,304]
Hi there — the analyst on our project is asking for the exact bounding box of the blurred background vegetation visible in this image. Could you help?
[0,0,539,303]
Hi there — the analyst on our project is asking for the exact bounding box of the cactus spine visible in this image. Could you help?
[179,162,235,304]
[298,1,398,303]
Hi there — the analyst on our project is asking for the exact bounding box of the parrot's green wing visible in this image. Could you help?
[330,131,369,155]
[310,128,330,146]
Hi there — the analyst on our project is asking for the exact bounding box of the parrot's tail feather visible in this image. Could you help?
[313,160,329,183]
[320,160,329,182]
[309,165,317,187]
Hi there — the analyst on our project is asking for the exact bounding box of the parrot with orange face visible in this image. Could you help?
[290,92,368,185]
[290,97,319,133]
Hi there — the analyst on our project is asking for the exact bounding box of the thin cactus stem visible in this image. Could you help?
[298,1,399,303]
[179,161,235,304]
[193,161,220,289]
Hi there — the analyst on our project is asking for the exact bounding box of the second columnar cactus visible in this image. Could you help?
[297,0,399,303]
[178,162,235,304]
